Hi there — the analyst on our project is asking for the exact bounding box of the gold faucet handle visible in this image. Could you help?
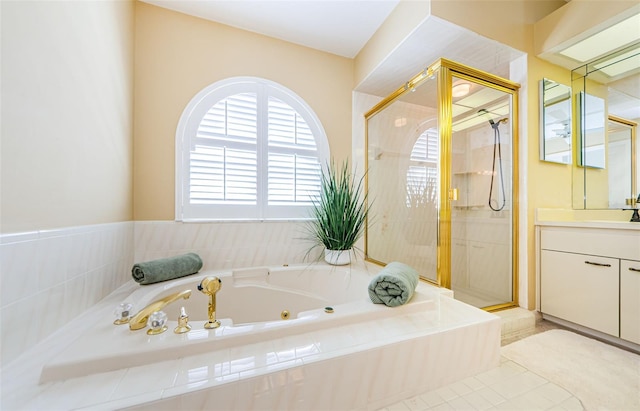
[174,306,191,334]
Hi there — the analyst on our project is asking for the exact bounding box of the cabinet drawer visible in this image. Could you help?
[541,250,619,336]
[621,259,640,345]
[541,227,640,260]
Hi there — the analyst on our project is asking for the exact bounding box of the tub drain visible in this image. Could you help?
[281,310,290,320]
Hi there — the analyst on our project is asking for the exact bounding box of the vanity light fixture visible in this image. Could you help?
[452,82,471,98]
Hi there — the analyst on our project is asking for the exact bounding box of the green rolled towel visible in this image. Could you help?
[368,262,419,307]
[132,253,203,285]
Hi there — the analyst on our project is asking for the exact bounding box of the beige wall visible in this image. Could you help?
[355,0,430,88]
[1,0,135,234]
[133,2,354,220]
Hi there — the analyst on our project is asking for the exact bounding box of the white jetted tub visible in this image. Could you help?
[145,264,374,324]
[40,263,436,382]
[35,262,501,410]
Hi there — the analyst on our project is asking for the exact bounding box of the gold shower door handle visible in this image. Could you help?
[449,188,458,201]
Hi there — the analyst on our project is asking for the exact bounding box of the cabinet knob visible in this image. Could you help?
[629,267,640,273]
[584,261,612,267]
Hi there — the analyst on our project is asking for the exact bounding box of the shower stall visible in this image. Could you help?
[365,59,519,310]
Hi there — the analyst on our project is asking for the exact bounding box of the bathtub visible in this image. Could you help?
[143,264,374,324]
[40,263,436,382]
[35,262,501,410]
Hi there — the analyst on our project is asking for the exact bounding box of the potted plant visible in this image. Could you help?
[305,160,369,265]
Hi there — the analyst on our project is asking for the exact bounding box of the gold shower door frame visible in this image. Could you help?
[364,58,520,311]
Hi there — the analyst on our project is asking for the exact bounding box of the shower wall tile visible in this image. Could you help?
[134,221,321,270]
[0,222,134,367]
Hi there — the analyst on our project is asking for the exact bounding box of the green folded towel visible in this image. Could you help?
[368,262,419,307]
[132,253,203,285]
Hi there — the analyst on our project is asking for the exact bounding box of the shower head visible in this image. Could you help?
[477,108,495,126]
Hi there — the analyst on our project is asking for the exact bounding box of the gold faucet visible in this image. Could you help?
[129,289,192,331]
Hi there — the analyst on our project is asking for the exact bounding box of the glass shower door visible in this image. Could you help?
[449,76,514,308]
[365,74,440,283]
[364,59,519,310]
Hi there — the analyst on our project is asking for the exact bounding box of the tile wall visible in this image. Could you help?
[0,222,134,366]
[133,221,322,271]
[1,220,321,367]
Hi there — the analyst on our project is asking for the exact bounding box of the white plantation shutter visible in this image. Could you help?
[190,93,258,205]
[267,96,321,206]
[176,77,329,220]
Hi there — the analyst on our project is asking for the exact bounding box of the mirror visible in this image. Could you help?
[607,116,635,208]
[540,79,572,164]
[572,42,640,209]
[577,92,606,168]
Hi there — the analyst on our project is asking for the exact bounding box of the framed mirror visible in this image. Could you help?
[540,79,572,164]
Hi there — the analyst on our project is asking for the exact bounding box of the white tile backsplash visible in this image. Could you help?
[0,222,134,366]
[133,221,321,270]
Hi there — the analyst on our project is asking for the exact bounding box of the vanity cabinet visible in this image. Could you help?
[541,250,619,336]
[621,259,640,345]
[539,224,640,345]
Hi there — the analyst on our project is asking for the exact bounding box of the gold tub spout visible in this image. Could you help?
[129,289,192,331]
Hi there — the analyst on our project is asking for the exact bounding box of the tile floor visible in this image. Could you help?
[381,356,583,411]
[380,313,584,411]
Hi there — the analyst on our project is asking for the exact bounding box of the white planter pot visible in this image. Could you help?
[324,249,351,265]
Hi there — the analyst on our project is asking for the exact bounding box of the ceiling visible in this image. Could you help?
[140,0,400,58]
[140,0,638,109]
[140,0,524,98]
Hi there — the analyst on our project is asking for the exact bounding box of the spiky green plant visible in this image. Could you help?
[306,160,369,253]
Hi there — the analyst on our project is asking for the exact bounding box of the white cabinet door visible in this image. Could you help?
[541,250,619,336]
[621,259,640,344]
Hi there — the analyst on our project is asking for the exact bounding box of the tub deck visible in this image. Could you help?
[2,263,501,410]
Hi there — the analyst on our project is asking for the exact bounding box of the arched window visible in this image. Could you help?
[176,77,330,220]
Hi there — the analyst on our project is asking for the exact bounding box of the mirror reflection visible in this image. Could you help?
[578,92,606,169]
[572,42,640,209]
[540,79,572,164]
[607,117,635,208]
